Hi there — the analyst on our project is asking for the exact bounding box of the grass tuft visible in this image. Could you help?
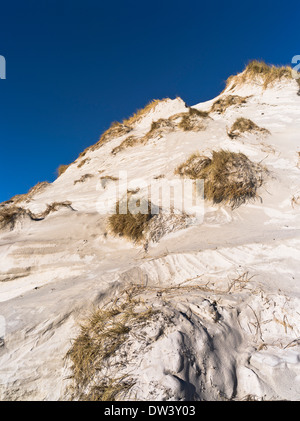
[226,60,296,90]
[111,118,174,154]
[111,135,139,155]
[66,288,157,400]
[228,117,270,139]
[175,149,267,208]
[57,164,70,177]
[178,108,210,131]
[211,95,248,114]
[2,182,50,206]
[108,198,155,242]
[74,174,94,185]
[122,98,170,126]
[0,201,73,230]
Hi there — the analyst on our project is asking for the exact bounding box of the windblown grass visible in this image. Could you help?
[0,206,31,230]
[142,118,174,142]
[111,135,139,155]
[178,108,210,131]
[74,174,94,185]
[57,164,70,177]
[175,152,211,179]
[66,288,157,400]
[3,182,50,206]
[175,150,266,208]
[77,158,90,168]
[111,118,174,154]
[226,60,296,90]
[100,175,119,189]
[100,175,119,182]
[122,98,170,126]
[108,198,155,242]
[0,201,73,230]
[228,117,270,139]
[78,122,132,159]
[211,95,248,114]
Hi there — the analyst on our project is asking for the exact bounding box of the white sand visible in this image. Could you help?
[0,77,300,400]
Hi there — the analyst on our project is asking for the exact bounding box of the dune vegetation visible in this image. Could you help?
[228,117,270,138]
[210,95,248,114]
[66,287,158,400]
[175,149,267,208]
[108,198,154,242]
[0,201,73,231]
[226,60,298,90]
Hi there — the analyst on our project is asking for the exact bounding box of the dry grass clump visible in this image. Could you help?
[111,135,139,155]
[226,60,294,90]
[100,175,119,189]
[40,201,73,215]
[228,117,270,139]
[112,118,174,155]
[100,175,119,182]
[74,174,94,185]
[0,201,73,230]
[78,122,132,159]
[26,181,50,198]
[142,118,175,142]
[57,164,70,177]
[149,118,174,132]
[0,206,31,230]
[122,98,170,127]
[291,194,300,208]
[98,122,132,146]
[210,95,248,114]
[108,198,155,242]
[66,288,157,400]
[175,152,211,179]
[3,182,50,206]
[178,108,210,131]
[77,157,90,168]
[175,150,266,208]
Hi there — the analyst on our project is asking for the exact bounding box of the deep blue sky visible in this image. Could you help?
[0,0,299,202]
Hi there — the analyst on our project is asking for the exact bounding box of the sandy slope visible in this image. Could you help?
[0,76,300,400]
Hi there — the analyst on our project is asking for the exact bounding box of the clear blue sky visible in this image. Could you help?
[0,0,299,203]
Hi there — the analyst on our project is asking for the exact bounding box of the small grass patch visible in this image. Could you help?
[175,150,266,208]
[108,198,155,242]
[175,152,211,179]
[142,118,174,142]
[210,95,248,114]
[0,206,30,230]
[77,158,90,168]
[178,108,210,131]
[98,122,132,146]
[100,175,119,182]
[111,135,139,155]
[112,118,174,154]
[228,117,270,139]
[57,164,70,177]
[0,201,73,230]
[66,288,157,400]
[122,98,170,126]
[77,122,132,159]
[74,174,94,185]
[100,175,119,189]
[3,182,50,206]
